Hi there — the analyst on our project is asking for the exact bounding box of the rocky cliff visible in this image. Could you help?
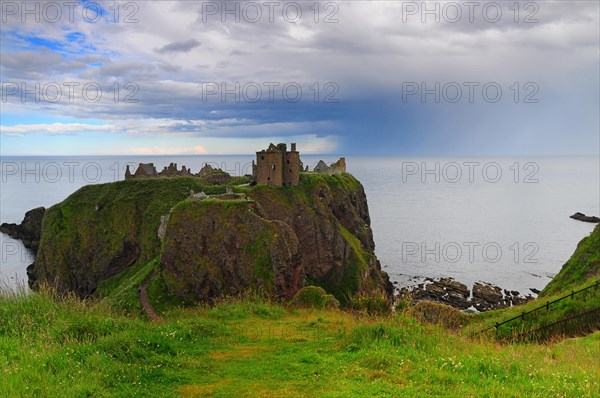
[30,178,227,296]
[0,207,45,251]
[27,173,391,305]
[160,200,304,302]
[242,173,389,303]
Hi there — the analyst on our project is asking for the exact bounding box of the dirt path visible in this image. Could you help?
[138,272,160,321]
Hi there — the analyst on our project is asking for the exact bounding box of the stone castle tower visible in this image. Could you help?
[254,143,300,186]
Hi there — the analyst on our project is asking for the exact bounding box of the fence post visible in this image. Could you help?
[546,301,549,313]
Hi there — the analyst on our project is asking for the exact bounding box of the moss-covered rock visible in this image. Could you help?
[160,199,303,302]
[246,173,391,304]
[290,286,340,309]
[0,206,45,251]
[32,178,223,296]
[30,172,391,307]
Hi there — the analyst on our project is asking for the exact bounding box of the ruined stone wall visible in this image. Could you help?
[328,157,346,175]
[256,151,284,186]
[313,158,346,176]
[283,151,300,186]
[133,163,157,178]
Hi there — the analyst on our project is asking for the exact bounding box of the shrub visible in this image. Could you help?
[290,286,340,309]
[394,292,413,313]
[410,300,467,330]
[349,291,392,316]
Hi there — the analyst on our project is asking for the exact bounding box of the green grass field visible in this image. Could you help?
[1,285,598,397]
[6,187,599,397]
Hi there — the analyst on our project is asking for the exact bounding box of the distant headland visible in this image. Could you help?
[10,143,391,309]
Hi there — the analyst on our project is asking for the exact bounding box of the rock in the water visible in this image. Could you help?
[570,212,600,223]
[410,278,470,309]
[403,278,534,312]
[472,282,505,311]
[0,207,45,252]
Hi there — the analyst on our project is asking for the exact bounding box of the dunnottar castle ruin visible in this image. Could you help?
[125,143,346,186]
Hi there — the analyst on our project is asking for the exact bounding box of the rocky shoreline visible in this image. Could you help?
[396,277,535,312]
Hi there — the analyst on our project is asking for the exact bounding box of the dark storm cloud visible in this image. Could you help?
[154,39,201,54]
[1,1,598,155]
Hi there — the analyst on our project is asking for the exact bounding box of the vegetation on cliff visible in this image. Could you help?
[33,177,241,297]
[541,224,600,297]
[466,225,600,340]
[160,199,302,303]
[4,173,599,397]
[31,172,390,309]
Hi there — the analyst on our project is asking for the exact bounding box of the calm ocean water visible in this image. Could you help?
[1,156,598,295]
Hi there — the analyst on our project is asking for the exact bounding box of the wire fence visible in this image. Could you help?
[472,280,600,338]
[510,306,600,343]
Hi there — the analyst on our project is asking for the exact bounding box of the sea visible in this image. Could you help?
[1,156,598,296]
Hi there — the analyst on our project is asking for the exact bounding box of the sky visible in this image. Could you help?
[0,0,598,156]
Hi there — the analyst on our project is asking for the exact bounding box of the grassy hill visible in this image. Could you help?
[541,224,600,297]
[465,225,600,341]
[8,180,600,397]
[36,173,389,310]
[1,286,598,397]
[34,176,248,297]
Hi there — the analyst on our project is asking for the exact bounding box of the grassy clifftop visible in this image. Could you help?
[541,224,600,297]
[31,172,390,309]
[33,177,243,297]
[466,225,600,340]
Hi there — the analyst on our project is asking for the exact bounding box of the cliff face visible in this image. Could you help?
[244,173,388,302]
[160,200,303,302]
[31,178,223,295]
[0,207,45,252]
[161,174,390,304]
[29,173,391,304]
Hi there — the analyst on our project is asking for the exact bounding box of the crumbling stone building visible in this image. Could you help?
[254,143,301,187]
[313,157,346,175]
[126,163,158,179]
[125,162,224,180]
[124,145,347,185]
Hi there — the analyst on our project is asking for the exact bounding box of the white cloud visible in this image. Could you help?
[129,145,207,155]
[0,123,116,135]
[1,1,598,154]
